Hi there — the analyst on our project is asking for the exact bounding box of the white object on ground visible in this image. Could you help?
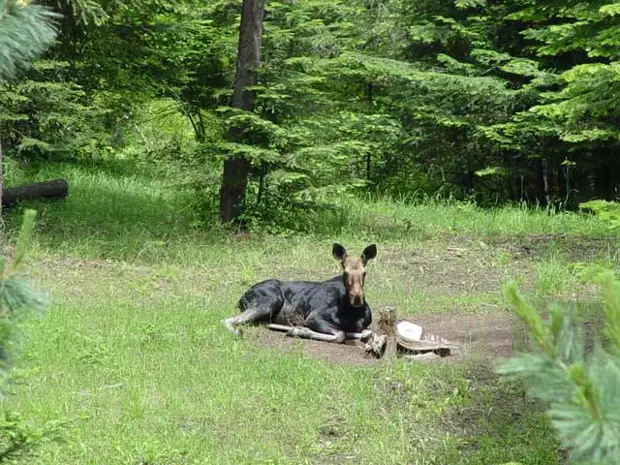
[396,321,423,342]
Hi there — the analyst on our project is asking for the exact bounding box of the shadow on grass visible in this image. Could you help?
[442,365,563,465]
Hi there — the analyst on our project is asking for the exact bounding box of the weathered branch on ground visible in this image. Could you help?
[2,179,69,208]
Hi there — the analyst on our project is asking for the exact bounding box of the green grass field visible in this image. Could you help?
[3,162,618,464]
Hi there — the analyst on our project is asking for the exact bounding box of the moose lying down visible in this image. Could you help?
[223,243,377,343]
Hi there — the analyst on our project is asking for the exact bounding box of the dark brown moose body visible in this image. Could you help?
[223,243,377,343]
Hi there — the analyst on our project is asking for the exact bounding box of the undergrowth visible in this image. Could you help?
[1,160,614,265]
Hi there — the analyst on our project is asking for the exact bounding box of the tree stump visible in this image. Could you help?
[379,307,398,359]
[363,306,399,358]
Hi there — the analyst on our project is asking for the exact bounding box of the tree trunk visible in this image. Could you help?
[379,307,398,359]
[541,159,551,205]
[557,161,567,205]
[366,83,372,181]
[463,170,476,196]
[3,179,69,207]
[219,0,266,224]
[256,162,266,207]
[534,159,545,205]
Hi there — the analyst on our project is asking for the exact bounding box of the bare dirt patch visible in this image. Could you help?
[379,240,536,296]
[246,310,522,366]
[409,311,524,363]
[246,327,378,366]
[485,234,619,263]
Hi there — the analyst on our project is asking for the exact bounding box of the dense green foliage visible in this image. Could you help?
[1,0,619,228]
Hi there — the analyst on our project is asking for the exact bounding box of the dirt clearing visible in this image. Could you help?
[247,310,522,365]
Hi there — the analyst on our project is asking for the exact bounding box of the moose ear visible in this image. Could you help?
[361,244,377,264]
[332,243,347,264]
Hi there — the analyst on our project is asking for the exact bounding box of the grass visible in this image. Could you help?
[11,258,560,464]
[536,255,578,295]
[2,160,618,464]
[2,160,614,264]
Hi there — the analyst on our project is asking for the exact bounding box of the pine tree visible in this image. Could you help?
[498,275,620,465]
[0,0,59,81]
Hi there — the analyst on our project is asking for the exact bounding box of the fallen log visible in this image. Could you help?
[2,179,69,207]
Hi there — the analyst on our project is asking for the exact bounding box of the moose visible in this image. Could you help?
[223,243,378,343]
